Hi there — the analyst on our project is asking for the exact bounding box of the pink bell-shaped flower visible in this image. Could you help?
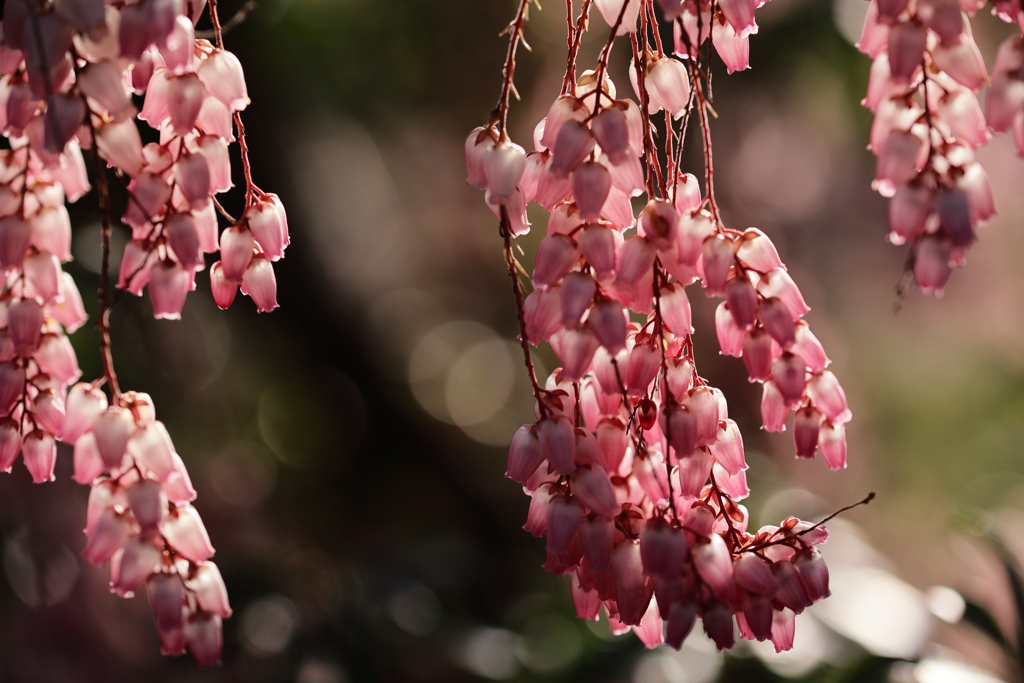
[771,353,807,405]
[164,213,202,271]
[560,272,596,329]
[875,130,923,197]
[128,479,168,530]
[703,601,736,650]
[485,142,527,203]
[616,235,656,287]
[646,57,691,118]
[72,432,104,485]
[149,260,189,320]
[96,119,146,176]
[219,226,255,282]
[92,406,137,469]
[640,522,687,577]
[8,298,43,357]
[709,420,746,475]
[572,161,612,221]
[887,21,926,83]
[687,386,722,447]
[888,181,932,245]
[546,495,582,553]
[773,561,812,614]
[507,424,544,484]
[554,327,599,382]
[127,421,177,481]
[43,93,85,154]
[538,415,576,475]
[791,323,829,372]
[187,561,233,617]
[818,421,847,470]
[0,419,21,472]
[167,74,206,136]
[793,406,821,459]
[757,269,809,320]
[0,216,32,272]
[625,342,660,396]
[571,466,619,518]
[22,430,56,483]
[174,153,212,210]
[197,49,250,112]
[0,363,24,415]
[32,389,66,436]
[758,297,796,348]
[715,302,745,357]
[112,538,162,597]
[147,572,185,636]
[31,207,72,263]
[241,256,279,313]
[577,225,617,280]
[209,262,238,310]
[692,533,734,595]
[246,195,289,262]
[734,554,778,595]
[550,120,595,178]
[579,515,614,570]
[795,549,830,602]
[805,371,852,424]
[660,282,692,335]
[184,612,224,666]
[712,17,750,74]
[761,380,790,432]
[24,251,61,303]
[533,234,579,289]
[82,508,130,565]
[161,505,215,563]
[718,0,757,37]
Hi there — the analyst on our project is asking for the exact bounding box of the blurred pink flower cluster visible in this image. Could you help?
[0,0,289,665]
[470,0,852,653]
[858,0,1024,294]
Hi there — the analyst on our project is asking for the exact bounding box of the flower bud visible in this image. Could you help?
[485,142,527,203]
[578,224,617,280]
[128,479,168,530]
[112,537,162,597]
[806,371,852,424]
[246,194,289,262]
[184,612,223,666]
[22,430,55,483]
[96,119,145,176]
[734,554,778,595]
[24,251,61,303]
[127,421,176,480]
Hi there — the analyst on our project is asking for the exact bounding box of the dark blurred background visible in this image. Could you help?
[1,0,1024,681]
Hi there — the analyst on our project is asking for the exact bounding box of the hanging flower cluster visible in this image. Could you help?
[469,0,857,652]
[0,0,288,665]
[856,0,1015,295]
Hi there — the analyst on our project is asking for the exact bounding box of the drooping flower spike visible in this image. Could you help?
[471,0,855,652]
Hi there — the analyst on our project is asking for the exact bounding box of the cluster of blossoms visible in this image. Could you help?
[469,0,853,652]
[856,0,1024,294]
[0,0,289,665]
